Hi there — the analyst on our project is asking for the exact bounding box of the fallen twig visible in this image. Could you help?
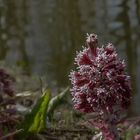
[0,129,23,140]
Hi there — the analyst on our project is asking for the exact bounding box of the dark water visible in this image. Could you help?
[0,0,140,114]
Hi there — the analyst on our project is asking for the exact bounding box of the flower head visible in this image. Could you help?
[0,68,17,137]
[69,33,131,117]
[0,69,15,97]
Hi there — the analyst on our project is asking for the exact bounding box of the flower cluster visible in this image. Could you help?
[69,33,132,140]
[0,68,18,137]
[0,69,15,97]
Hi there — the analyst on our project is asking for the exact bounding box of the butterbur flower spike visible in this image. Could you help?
[0,68,17,138]
[69,33,132,140]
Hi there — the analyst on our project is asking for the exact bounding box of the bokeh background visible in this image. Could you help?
[0,0,140,115]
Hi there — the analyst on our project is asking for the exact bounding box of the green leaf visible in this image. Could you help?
[47,87,69,121]
[17,89,51,138]
[125,129,135,140]
[29,89,51,132]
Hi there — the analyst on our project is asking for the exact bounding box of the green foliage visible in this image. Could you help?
[125,129,135,140]
[28,89,51,132]
[17,87,69,139]
[47,87,69,121]
[125,127,140,140]
[17,89,51,139]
